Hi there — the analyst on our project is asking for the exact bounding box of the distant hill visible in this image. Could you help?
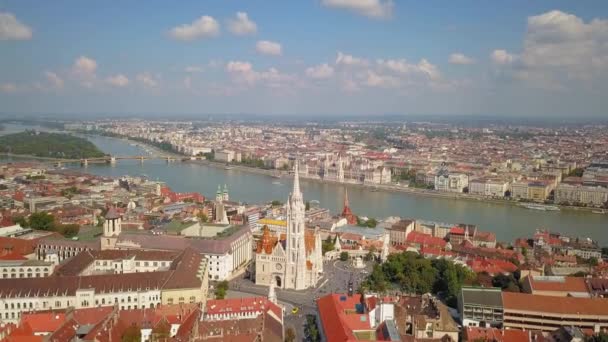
[0,131,106,159]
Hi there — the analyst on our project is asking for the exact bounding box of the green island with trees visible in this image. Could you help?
[0,131,106,159]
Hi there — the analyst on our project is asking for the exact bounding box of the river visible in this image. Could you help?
[1,123,607,244]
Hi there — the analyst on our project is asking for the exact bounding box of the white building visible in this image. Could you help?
[435,172,469,193]
[0,260,55,279]
[555,183,608,207]
[469,178,510,197]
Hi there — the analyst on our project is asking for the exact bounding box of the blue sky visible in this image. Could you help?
[1,0,607,117]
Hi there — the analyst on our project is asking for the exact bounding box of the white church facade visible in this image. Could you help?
[255,163,323,290]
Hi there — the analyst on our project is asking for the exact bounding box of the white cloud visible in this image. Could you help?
[169,16,219,41]
[0,83,18,93]
[136,72,159,88]
[449,53,475,65]
[522,10,608,70]
[226,61,293,87]
[44,71,64,89]
[335,51,369,67]
[365,70,400,88]
[106,74,129,87]
[256,40,282,56]
[321,0,393,19]
[488,10,608,91]
[306,63,335,79]
[0,12,32,40]
[491,49,518,65]
[376,58,441,80]
[72,56,97,76]
[227,12,257,36]
[71,56,97,87]
[185,66,204,73]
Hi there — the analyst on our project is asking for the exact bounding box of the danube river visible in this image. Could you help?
[1,124,607,244]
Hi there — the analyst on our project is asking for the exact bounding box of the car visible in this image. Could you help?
[291,307,299,314]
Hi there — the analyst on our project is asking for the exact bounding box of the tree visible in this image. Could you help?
[56,224,80,238]
[589,257,599,267]
[492,274,520,293]
[12,216,28,227]
[214,280,229,299]
[28,212,55,231]
[122,324,142,342]
[285,327,296,342]
[151,320,171,341]
[362,251,474,307]
[322,236,335,256]
[197,213,208,223]
[305,201,310,211]
[271,200,283,207]
[340,251,349,261]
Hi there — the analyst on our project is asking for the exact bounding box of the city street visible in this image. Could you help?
[228,258,375,340]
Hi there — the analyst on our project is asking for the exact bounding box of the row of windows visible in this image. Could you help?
[2,294,160,312]
[95,260,168,267]
[2,273,49,278]
[1,267,50,272]
[166,296,197,305]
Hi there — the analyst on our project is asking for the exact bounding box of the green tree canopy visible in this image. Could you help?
[28,212,55,231]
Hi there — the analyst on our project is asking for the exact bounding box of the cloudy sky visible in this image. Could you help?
[1,1,607,117]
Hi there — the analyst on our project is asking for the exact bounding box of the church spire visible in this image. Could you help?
[292,160,301,199]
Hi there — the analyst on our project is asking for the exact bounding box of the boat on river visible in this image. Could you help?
[520,203,560,211]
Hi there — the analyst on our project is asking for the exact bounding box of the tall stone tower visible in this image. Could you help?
[101,207,121,250]
[337,155,345,182]
[222,184,229,202]
[284,161,308,290]
[215,185,223,202]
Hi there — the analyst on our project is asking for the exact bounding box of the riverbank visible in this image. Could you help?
[188,159,605,214]
[52,129,606,216]
[0,152,82,162]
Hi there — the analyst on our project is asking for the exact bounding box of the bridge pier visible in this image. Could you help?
[140,156,145,164]
[81,159,88,167]
[108,157,116,165]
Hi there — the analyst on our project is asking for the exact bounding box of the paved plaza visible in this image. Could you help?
[228,258,375,340]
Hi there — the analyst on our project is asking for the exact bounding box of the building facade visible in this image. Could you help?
[255,163,323,290]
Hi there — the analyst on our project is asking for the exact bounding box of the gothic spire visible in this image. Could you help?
[292,160,301,198]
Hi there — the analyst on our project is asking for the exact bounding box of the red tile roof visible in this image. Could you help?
[317,294,370,342]
[525,276,589,294]
[502,292,608,316]
[20,312,66,333]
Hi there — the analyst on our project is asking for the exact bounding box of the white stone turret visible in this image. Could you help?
[381,233,389,262]
[223,184,229,201]
[215,185,223,202]
[334,235,342,252]
[268,279,277,304]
